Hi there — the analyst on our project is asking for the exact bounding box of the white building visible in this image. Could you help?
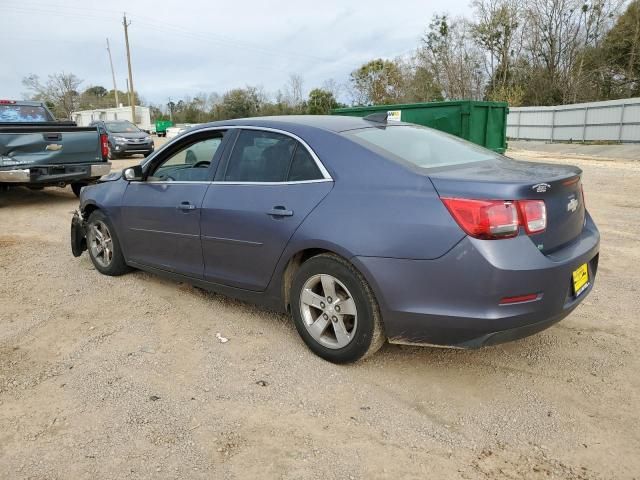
[71,106,153,132]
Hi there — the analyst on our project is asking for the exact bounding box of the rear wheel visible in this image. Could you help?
[86,210,130,276]
[291,254,385,363]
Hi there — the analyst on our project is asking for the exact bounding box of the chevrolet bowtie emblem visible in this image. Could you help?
[567,198,579,213]
[45,144,63,151]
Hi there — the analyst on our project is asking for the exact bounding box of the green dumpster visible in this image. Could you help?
[155,119,174,137]
[331,100,509,153]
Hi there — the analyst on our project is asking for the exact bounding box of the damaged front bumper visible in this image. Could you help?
[71,210,87,257]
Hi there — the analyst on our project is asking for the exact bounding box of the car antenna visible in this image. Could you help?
[363,112,388,124]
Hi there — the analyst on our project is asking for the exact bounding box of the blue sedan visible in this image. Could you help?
[71,115,600,363]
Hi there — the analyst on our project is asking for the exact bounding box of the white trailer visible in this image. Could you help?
[71,106,154,133]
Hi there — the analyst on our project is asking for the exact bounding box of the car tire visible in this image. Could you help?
[290,253,385,363]
[71,182,86,197]
[86,210,130,276]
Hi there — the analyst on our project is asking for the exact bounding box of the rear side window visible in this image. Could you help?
[222,130,323,182]
[0,105,52,122]
[344,125,499,169]
[288,146,322,181]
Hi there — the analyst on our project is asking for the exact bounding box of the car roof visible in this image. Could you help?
[189,115,405,134]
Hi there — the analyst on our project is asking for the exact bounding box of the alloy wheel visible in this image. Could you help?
[299,274,358,349]
[88,220,113,268]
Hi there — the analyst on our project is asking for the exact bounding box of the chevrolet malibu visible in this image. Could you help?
[71,115,600,363]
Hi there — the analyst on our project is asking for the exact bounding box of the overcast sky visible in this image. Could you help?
[1,0,469,106]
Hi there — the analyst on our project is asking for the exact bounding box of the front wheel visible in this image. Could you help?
[86,210,130,276]
[291,254,385,363]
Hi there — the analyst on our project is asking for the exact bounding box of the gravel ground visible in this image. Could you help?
[0,145,639,479]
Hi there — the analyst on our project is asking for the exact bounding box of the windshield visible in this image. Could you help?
[343,125,499,169]
[0,105,53,123]
[105,121,140,133]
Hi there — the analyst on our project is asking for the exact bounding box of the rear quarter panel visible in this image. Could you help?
[281,129,466,260]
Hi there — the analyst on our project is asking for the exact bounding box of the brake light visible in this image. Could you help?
[441,198,519,239]
[441,198,547,240]
[100,133,109,160]
[0,100,17,104]
[518,200,547,234]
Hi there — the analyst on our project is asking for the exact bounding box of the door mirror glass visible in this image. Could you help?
[123,165,143,181]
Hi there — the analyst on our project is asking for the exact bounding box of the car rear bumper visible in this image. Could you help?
[0,163,111,184]
[353,214,600,348]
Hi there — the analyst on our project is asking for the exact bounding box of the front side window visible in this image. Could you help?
[343,125,499,169]
[222,130,323,182]
[149,133,225,182]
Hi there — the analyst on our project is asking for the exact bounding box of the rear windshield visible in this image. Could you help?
[343,125,499,169]
[0,105,52,122]
[105,121,140,133]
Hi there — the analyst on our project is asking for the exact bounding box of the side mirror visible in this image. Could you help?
[123,165,143,181]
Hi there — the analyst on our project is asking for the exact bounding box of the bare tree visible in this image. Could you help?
[321,78,342,100]
[419,15,486,100]
[22,72,83,118]
[471,0,522,92]
[570,0,623,101]
[284,74,305,109]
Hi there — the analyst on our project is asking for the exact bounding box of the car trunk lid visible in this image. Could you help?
[428,158,585,253]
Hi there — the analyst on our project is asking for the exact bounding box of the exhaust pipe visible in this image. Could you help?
[58,182,66,188]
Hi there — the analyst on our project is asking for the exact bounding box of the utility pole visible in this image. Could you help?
[168,97,173,122]
[122,13,136,124]
[106,38,119,108]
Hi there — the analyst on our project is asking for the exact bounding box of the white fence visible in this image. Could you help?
[507,97,640,143]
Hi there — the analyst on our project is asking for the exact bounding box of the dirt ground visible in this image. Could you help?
[1,144,639,479]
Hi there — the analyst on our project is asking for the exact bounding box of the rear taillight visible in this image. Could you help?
[441,198,519,239]
[100,133,109,160]
[517,200,547,234]
[0,100,17,104]
[441,198,546,240]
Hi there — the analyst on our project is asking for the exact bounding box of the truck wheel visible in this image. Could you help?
[71,182,87,197]
[290,253,385,363]
[86,210,130,276]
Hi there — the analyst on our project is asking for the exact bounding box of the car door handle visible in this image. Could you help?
[177,201,197,211]
[267,206,294,217]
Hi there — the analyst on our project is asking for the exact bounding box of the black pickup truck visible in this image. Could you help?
[0,100,110,196]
